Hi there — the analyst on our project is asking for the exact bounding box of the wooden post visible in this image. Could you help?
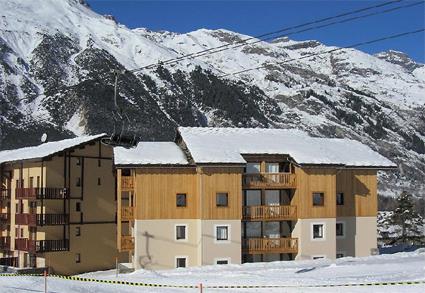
[44,269,47,293]
[199,283,203,293]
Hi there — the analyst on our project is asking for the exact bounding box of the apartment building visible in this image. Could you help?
[115,127,396,269]
[0,134,125,275]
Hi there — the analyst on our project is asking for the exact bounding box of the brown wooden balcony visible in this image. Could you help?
[121,207,135,221]
[243,205,297,221]
[120,236,134,251]
[15,238,69,252]
[121,177,134,191]
[0,189,10,200]
[0,236,10,250]
[15,213,36,226]
[15,187,68,200]
[243,173,296,189]
[36,214,69,226]
[242,237,298,254]
[0,256,18,266]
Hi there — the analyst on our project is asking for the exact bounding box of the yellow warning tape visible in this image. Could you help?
[0,273,424,288]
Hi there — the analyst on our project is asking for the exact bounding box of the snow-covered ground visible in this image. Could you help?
[1,250,424,292]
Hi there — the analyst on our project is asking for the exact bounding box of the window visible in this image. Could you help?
[176,193,187,207]
[265,163,279,173]
[336,193,344,205]
[76,158,81,166]
[312,192,324,206]
[29,177,34,188]
[312,256,325,260]
[36,176,40,188]
[97,177,101,186]
[75,227,81,237]
[336,222,345,238]
[175,225,187,241]
[176,257,187,268]
[76,202,81,212]
[312,224,324,239]
[122,169,131,176]
[16,180,19,188]
[98,159,101,167]
[20,228,24,237]
[216,225,229,241]
[76,177,81,187]
[75,253,81,263]
[29,201,37,209]
[246,163,260,173]
[336,252,345,259]
[216,193,228,207]
[215,259,229,265]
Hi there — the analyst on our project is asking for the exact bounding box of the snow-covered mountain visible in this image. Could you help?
[1,0,424,197]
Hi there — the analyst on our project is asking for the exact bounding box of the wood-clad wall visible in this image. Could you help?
[336,169,377,217]
[200,167,243,220]
[293,167,337,219]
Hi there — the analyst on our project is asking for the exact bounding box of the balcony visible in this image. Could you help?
[0,256,18,266]
[0,213,9,224]
[121,177,134,191]
[36,214,69,226]
[243,173,296,189]
[15,187,68,200]
[15,213,36,226]
[243,205,297,221]
[15,238,69,252]
[242,237,298,254]
[120,236,134,251]
[0,189,10,200]
[0,236,10,250]
[121,207,135,221]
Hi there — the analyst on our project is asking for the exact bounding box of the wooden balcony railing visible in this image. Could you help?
[242,237,298,254]
[120,236,134,251]
[15,213,36,226]
[0,256,18,266]
[121,177,134,191]
[243,173,297,189]
[0,236,10,250]
[36,214,69,226]
[15,238,69,252]
[121,207,135,221]
[0,189,10,200]
[243,205,297,221]
[15,188,68,200]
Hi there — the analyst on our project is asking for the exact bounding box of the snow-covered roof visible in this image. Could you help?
[178,127,396,167]
[114,142,189,166]
[0,134,106,164]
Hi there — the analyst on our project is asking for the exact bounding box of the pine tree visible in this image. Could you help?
[387,191,424,245]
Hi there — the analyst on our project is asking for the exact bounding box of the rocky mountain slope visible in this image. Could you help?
[0,0,424,197]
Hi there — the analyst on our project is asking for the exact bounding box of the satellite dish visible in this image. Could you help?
[41,133,48,143]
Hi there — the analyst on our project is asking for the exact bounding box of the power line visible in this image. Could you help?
[220,28,425,78]
[181,0,423,63]
[130,0,405,72]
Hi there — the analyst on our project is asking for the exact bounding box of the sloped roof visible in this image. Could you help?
[178,127,396,168]
[0,134,106,164]
[114,142,189,166]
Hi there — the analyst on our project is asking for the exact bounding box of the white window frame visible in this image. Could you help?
[175,224,188,242]
[214,257,231,265]
[214,224,231,244]
[175,256,188,268]
[336,251,346,259]
[311,255,326,260]
[336,221,346,239]
[311,222,326,241]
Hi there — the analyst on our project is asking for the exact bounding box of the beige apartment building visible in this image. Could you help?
[115,127,396,269]
[0,134,125,275]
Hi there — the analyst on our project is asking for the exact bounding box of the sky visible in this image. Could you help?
[87,0,425,62]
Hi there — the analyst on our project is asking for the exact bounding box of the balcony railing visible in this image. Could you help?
[121,207,135,221]
[243,173,297,189]
[120,236,134,251]
[0,189,10,200]
[121,177,134,191]
[36,214,69,226]
[242,237,298,254]
[15,188,68,200]
[15,238,69,252]
[243,205,297,221]
[0,236,10,250]
[0,256,18,266]
[15,213,36,226]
